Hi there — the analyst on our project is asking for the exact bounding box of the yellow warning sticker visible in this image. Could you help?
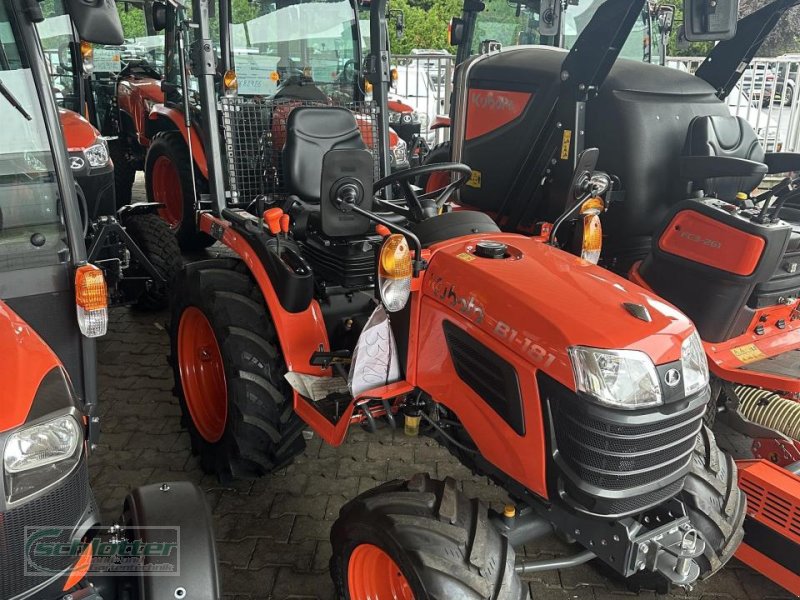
[467,170,482,189]
[456,252,476,262]
[560,130,573,160]
[731,343,767,364]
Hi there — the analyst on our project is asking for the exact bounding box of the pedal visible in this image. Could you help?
[310,350,352,369]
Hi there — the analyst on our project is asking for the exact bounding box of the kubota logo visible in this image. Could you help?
[679,230,721,249]
[430,275,485,324]
[470,91,516,112]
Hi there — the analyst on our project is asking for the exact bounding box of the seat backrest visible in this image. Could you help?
[684,115,766,200]
[283,107,366,203]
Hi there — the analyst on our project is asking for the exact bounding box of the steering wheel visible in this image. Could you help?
[373,163,472,222]
[338,59,357,84]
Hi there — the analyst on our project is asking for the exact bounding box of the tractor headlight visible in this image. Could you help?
[392,138,408,165]
[4,414,82,503]
[681,331,709,397]
[378,234,412,312]
[569,346,662,409]
[84,139,109,168]
[388,110,402,124]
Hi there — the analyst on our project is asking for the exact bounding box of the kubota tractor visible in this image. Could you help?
[163,0,745,595]
[34,0,181,310]
[0,0,219,596]
[433,0,800,593]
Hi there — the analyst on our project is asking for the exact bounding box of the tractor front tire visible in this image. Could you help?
[145,131,215,251]
[109,140,137,209]
[123,212,183,311]
[330,473,529,600]
[628,425,745,593]
[169,259,306,482]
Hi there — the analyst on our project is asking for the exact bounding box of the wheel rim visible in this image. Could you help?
[151,155,183,228]
[178,306,227,443]
[348,544,414,600]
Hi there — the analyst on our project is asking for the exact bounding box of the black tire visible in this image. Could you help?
[417,142,451,191]
[123,212,183,310]
[330,473,529,600]
[627,425,745,593]
[169,259,307,482]
[109,139,136,209]
[145,131,215,251]
[784,84,794,107]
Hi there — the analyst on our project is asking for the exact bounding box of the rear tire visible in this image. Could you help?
[627,425,745,593]
[330,473,529,600]
[145,131,214,251]
[169,259,306,482]
[109,140,136,209]
[123,212,183,311]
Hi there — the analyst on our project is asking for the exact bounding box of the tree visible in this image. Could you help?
[739,0,800,56]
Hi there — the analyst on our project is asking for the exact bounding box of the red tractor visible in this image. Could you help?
[0,0,219,596]
[431,0,800,594]
[163,0,746,595]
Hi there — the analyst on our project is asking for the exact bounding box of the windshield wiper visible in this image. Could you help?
[0,79,32,121]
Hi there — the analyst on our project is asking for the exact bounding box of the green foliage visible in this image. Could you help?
[388,0,462,54]
[117,3,147,38]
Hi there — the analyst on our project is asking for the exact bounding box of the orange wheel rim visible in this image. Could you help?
[152,155,183,227]
[425,170,450,195]
[348,544,414,600]
[178,307,227,442]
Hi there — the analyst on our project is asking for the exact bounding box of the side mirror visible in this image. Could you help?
[448,17,466,46]
[539,0,562,37]
[152,2,168,33]
[65,0,124,45]
[389,9,405,39]
[683,0,738,41]
[656,4,675,34]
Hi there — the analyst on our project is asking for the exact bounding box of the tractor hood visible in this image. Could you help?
[423,233,695,390]
[59,107,100,152]
[0,300,63,432]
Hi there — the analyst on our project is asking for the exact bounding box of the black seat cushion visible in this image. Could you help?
[283,107,366,204]
[410,210,500,248]
[684,115,766,201]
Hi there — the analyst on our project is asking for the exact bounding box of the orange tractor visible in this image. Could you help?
[431,0,800,593]
[163,0,747,595]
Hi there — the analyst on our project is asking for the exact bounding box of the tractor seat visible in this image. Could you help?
[410,210,500,248]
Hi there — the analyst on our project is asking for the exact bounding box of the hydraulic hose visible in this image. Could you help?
[736,385,800,440]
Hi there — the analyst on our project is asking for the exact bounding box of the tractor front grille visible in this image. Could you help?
[220,96,380,207]
[0,459,96,598]
[539,373,706,517]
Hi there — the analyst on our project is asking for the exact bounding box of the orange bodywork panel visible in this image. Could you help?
[63,543,93,591]
[198,214,328,371]
[465,90,533,141]
[148,105,209,179]
[0,300,62,432]
[430,115,451,130]
[117,76,164,147]
[59,108,99,152]
[736,460,800,596]
[658,211,766,276]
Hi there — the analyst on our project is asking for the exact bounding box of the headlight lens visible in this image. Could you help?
[4,414,82,503]
[84,140,109,168]
[4,415,81,474]
[681,331,709,397]
[388,110,401,124]
[392,138,408,164]
[569,346,663,409]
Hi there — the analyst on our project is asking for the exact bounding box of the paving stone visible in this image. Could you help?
[217,538,258,568]
[250,538,316,571]
[271,568,336,600]
[218,564,277,596]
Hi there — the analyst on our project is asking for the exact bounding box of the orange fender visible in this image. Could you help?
[59,108,99,151]
[430,115,451,130]
[148,105,209,179]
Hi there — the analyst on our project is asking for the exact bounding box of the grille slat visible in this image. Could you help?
[1,460,95,598]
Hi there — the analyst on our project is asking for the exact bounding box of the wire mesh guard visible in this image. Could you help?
[220,96,380,206]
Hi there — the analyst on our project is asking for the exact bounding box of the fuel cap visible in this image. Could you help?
[474,241,507,259]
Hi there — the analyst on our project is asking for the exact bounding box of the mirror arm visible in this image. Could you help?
[349,205,426,275]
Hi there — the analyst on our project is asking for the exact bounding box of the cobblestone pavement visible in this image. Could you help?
[88,181,789,599]
[88,308,789,600]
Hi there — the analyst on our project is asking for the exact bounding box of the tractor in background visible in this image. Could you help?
[0,0,219,596]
